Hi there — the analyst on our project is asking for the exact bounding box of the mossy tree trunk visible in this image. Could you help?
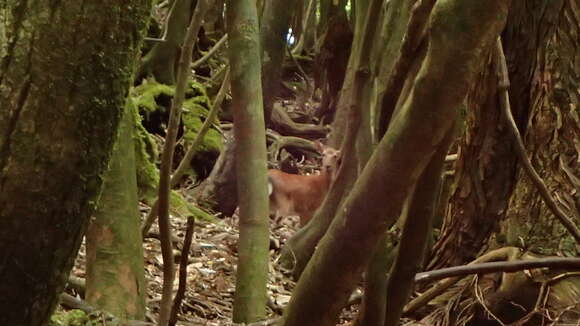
[500,0,579,256]
[0,0,151,324]
[281,1,509,325]
[226,0,270,323]
[85,102,146,320]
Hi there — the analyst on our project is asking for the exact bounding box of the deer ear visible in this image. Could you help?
[314,140,324,152]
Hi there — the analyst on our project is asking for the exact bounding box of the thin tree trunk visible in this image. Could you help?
[226,0,270,322]
[382,124,455,326]
[156,1,208,324]
[281,1,509,325]
[86,101,146,320]
[0,1,151,324]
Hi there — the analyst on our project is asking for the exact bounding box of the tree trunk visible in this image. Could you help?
[292,0,316,55]
[281,2,509,325]
[0,1,151,324]
[226,0,270,322]
[204,0,225,34]
[278,0,412,278]
[138,0,195,84]
[500,0,579,256]
[85,102,146,320]
[260,0,298,125]
[429,0,574,270]
[194,133,239,216]
[382,125,455,326]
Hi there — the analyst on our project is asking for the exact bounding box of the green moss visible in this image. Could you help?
[127,96,160,204]
[132,78,175,113]
[49,309,89,326]
[170,190,216,222]
[128,79,222,213]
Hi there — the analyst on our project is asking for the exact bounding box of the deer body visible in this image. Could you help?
[267,144,340,227]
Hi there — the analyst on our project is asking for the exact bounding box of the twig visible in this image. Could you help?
[156,1,208,325]
[192,34,228,69]
[169,216,196,326]
[493,38,580,243]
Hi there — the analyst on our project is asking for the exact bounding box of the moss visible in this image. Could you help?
[127,96,160,204]
[132,78,175,113]
[170,190,216,222]
[128,79,221,215]
[49,309,89,326]
[132,77,222,169]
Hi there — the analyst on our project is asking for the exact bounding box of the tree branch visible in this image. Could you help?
[169,216,196,326]
[157,1,208,325]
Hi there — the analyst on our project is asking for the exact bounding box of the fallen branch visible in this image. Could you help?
[266,131,319,161]
[415,256,580,283]
[270,103,328,138]
[404,247,520,315]
[494,38,580,243]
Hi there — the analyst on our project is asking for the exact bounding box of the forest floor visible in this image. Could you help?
[72,192,360,325]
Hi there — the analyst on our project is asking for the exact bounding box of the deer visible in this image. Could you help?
[267,142,341,227]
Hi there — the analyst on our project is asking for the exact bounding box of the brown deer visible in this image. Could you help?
[267,142,341,227]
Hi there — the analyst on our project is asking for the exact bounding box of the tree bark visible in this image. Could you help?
[281,1,509,325]
[382,125,455,326]
[429,0,575,270]
[226,0,270,322]
[501,0,579,255]
[86,102,146,320]
[0,0,151,324]
[278,0,412,279]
